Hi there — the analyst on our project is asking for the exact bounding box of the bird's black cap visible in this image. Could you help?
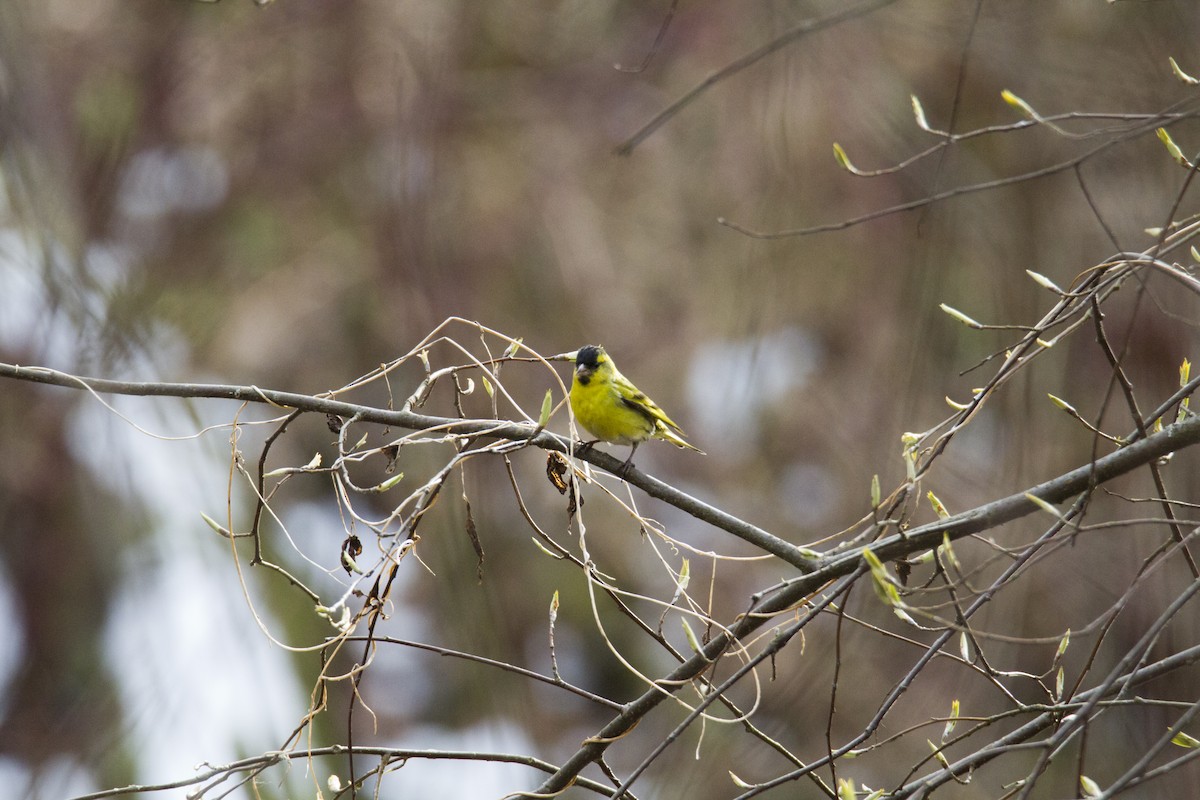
[575,345,603,369]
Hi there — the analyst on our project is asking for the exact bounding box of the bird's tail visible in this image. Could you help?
[654,421,705,455]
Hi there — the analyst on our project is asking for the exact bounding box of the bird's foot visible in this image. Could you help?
[618,443,639,478]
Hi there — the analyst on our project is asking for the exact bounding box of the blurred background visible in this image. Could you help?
[2,1,1200,797]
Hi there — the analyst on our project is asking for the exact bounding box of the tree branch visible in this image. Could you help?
[613,0,901,156]
[9,361,1200,797]
[535,412,1200,794]
[0,362,813,570]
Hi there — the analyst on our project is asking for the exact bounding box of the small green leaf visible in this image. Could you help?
[531,536,562,559]
[1026,270,1063,294]
[1056,628,1071,659]
[1171,730,1200,748]
[373,472,405,492]
[549,590,559,622]
[871,474,881,509]
[1047,393,1077,414]
[1001,89,1037,119]
[928,740,950,769]
[927,490,950,519]
[729,772,754,789]
[861,546,886,573]
[1055,665,1064,700]
[1180,359,1192,422]
[200,512,229,535]
[538,389,553,428]
[832,142,855,172]
[911,94,931,131]
[1169,56,1200,85]
[481,373,494,398]
[901,433,920,480]
[940,303,983,329]
[942,699,960,742]
[1157,127,1192,168]
[503,337,524,359]
[837,778,856,800]
[1080,775,1102,798]
[945,396,969,411]
[341,550,363,574]
[911,549,936,565]
[681,618,703,654]
[1025,492,1065,520]
[862,547,901,607]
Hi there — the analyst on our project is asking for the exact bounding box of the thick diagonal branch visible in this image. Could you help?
[532,413,1200,794]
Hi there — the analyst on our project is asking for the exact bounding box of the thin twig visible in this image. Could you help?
[614,0,900,155]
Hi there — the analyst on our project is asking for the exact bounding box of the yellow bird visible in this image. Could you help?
[569,344,703,471]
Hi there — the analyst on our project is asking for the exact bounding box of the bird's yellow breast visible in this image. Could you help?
[570,372,656,445]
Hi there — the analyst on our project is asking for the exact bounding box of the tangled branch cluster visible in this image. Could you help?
[8,259,1200,798]
[6,6,1200,798]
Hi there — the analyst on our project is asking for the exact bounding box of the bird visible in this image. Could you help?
[569,344,703,472]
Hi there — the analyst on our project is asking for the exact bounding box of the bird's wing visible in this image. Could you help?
[614,374,685,433]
